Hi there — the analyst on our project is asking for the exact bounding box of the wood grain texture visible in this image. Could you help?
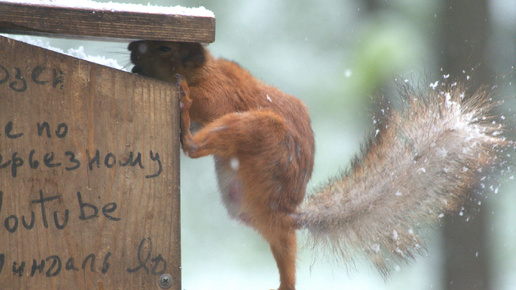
[0,35,180,290]
[0,2,215,43]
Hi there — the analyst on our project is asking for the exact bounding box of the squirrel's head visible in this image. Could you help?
[128,41,207,83]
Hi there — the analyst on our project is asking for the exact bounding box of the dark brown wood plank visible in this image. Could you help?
[0,35,181,289]
[0,1,215,43]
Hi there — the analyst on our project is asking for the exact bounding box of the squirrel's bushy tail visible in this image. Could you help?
[297,83,511,275]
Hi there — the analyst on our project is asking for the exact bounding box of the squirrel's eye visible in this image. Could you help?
[158,46,171,52]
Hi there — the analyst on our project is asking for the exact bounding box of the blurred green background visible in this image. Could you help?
[7,0,515,289]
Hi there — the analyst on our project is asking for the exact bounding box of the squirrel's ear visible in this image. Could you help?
[179,43,206,68]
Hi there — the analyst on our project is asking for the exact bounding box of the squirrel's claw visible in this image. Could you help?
[175,73,193,111]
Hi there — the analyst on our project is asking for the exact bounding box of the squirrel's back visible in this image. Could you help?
[297,83,510,275]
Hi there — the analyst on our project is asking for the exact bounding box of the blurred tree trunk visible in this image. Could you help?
[364,0,380,12]
[438,0,492,289]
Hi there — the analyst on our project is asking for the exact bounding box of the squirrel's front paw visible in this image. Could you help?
[175,74,193,112]
[179,92,193,112]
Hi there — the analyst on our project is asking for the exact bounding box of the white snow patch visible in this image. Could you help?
[68,46,124,70]
[2,35,125,70]
[230,157,240,171]
[445,92,453,108]
[138,42,148,54]
[3,35,64,53]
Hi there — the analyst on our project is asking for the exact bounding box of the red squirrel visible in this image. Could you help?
[129,41,510,290]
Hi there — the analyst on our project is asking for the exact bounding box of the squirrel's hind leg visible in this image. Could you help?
[261,220,297,290]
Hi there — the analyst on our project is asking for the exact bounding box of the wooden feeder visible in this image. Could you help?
[0,1,215,289]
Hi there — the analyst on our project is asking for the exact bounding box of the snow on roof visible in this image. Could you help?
[1,0,214,17]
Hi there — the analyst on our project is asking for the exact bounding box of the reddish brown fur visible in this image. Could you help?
[130,41,314,290]
[129,41,509,289]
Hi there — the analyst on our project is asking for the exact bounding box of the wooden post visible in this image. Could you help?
[0,2,215,290]
[0,34,179,289]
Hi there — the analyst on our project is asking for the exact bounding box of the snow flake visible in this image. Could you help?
[230,157,240,171]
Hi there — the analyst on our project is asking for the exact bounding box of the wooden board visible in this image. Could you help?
[0,35,181,290]
[0,1,215,43]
